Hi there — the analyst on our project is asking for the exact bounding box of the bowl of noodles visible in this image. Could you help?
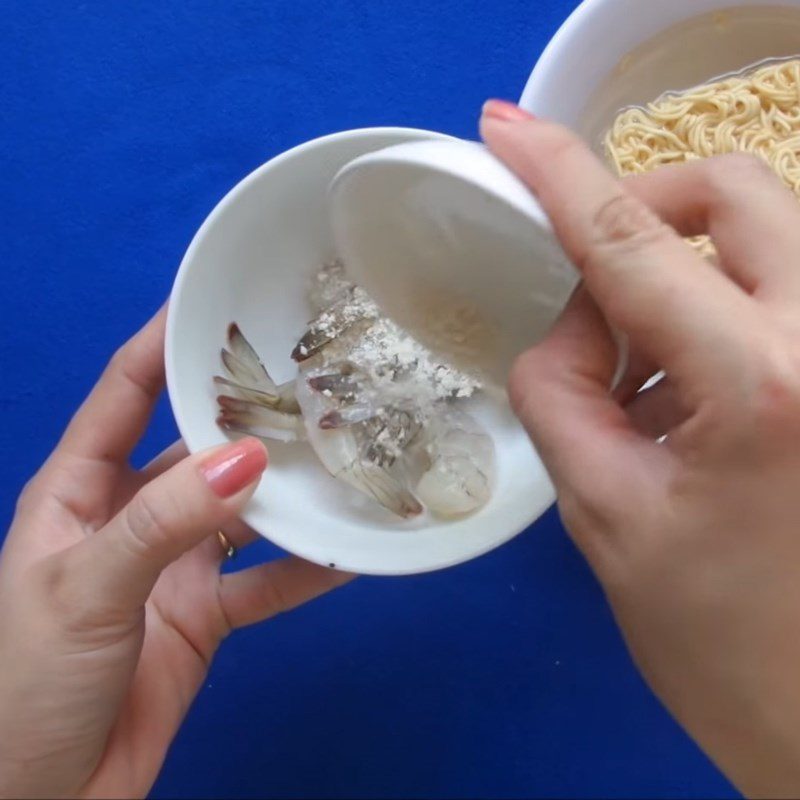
[520,0,800,206]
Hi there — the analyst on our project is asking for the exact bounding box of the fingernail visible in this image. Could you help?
[482,99,537,123]
[202,439,268,498]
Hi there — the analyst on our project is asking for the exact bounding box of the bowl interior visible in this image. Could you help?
[521,0,800,139]
[166,128,555,576]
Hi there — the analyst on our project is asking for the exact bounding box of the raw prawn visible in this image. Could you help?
[213,262,496,520]
[413,408,495,518]
[294,360,423,518]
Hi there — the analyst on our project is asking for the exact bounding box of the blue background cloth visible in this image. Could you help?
[1,2,737,798]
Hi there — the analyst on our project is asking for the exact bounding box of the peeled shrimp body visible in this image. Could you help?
[414,408,495,518]
[213,261,496,520]
[294,361,423,518]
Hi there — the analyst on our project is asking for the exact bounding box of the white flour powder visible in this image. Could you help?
[308,260,481,410]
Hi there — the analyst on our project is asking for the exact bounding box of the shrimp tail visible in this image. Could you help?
[217,395,306,443]
[224,323,278,391]
[218,324,300,413]
[339,460,423,519]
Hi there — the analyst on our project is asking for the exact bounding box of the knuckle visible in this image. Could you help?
[36,557,136,637]
[108,341,133,374]
[508,349,547,419]
[14,476,40,515]
[258,578,291,619]
[124,487,177,556]
[580,195,675,283]
[508,347,562,436]
[37,557,72,611]
[706,152,773,187]
[108,336,161,399]
[701,153,777,205]
[558,483,614,535]
[749,346,800,435]
[541,127,586,164]
[556,487,619,569]
[32,554,94,633]
[591,193,670,250]
[556,487,589,534]
[605,279,680,338]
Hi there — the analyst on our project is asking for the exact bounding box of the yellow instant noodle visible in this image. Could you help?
[606,58,800,256]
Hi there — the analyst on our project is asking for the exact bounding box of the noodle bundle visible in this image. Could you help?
[606,58,800,256]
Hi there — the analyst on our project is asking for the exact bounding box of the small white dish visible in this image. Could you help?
[329,138,579,386]
[166,128,556,576]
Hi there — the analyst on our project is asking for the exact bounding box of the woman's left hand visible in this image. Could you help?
[0,306,353,799]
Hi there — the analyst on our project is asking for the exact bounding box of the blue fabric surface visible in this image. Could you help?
[1,2,738,798]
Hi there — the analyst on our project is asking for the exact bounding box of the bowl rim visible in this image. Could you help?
[330,138,554,233]
[519,0,800,113]
[519,0,601,110]
[166,126,454,448]
[165,126,556,576]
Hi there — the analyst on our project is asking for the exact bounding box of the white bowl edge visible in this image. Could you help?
[166,127,556,576]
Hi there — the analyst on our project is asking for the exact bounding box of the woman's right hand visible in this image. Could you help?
[482,101,800,798]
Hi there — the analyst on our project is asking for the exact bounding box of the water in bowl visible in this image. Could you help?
[578,4,800,150]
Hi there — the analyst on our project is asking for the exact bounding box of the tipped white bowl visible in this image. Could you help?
[329,138,578,387]
[166,128,556,576]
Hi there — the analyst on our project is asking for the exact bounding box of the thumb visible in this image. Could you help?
[510,288,627,483]
[510,289,656,529]
[66,438,267,615]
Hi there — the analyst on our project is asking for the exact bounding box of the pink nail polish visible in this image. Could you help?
[202,439,267,498]
[482,99,537,123]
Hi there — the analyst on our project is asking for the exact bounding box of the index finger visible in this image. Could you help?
[218,556,355,630]
[480,111,760,388]
[624,156,800,300]
[57,305,167,464]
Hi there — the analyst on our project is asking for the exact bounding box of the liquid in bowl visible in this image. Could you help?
[579,4,800,149]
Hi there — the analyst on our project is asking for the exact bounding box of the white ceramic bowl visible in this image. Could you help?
[520,0,800,129]
[166,128,554,576]
[329,138,578,386]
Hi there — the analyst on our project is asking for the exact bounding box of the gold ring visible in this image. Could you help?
[217,531,236,560]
